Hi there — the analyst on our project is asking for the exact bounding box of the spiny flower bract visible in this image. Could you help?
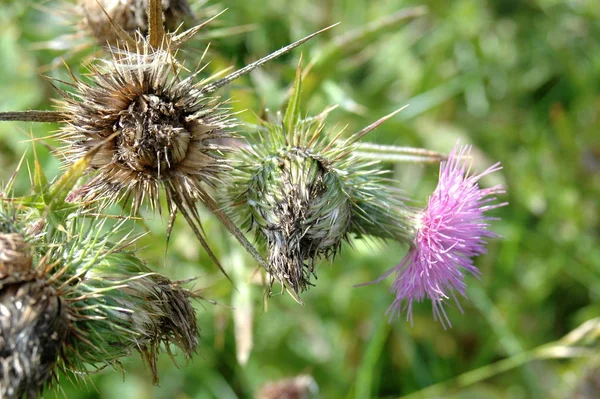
[224,66,414,298]
[383,144,507,327]
[0,196,199,393]
[54,217,199,383]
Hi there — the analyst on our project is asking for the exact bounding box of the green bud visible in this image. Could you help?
[53,218,199,384]
[224,67,413,298]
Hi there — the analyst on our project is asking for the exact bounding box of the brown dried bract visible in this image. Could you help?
[80,0,194,46]
[0,233,32,278]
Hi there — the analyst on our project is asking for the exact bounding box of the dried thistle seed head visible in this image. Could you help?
[55,38,241,278]
[0,212,68,398]
[57,42,233,213]
[0,274,69,399]
[80,0,193,46]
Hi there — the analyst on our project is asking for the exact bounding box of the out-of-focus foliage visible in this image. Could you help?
[0,0,599,398]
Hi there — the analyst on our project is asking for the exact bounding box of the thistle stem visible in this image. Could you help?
[147,0,166,48]
[355,143,446,164]
[0,111,64,123]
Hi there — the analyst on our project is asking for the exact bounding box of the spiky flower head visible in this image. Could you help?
[54,218,199,383]
[80,0,194,46]
[58,41,232,213]
[0,192,199,393]
[0,211,68,398]
[55,33,241,274]
[225,66,413,298]
[381,144,506,327]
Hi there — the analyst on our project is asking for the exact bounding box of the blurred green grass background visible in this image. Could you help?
[1,0,599,398]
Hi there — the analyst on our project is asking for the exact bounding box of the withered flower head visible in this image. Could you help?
[0,196,199,391]
[0,215,68,398]
[56,224,199,384]
[58,42,232,214]
[80,0,194,46]
[224,67,413,298]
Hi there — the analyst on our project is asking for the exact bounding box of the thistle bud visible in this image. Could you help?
[245,145,352,293]
[225,68,413,297]
[80,0,193,46]
[53,219,199,383]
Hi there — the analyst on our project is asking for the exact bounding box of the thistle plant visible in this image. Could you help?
[0,0,334,279]
[224,65,415,299]
[0,0,529,396]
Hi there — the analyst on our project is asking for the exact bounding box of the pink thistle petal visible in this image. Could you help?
[386,143,507,328]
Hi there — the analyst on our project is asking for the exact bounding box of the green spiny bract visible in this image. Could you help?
[224,65,414,298]
[54,218,199,383]
[0,197,199,393]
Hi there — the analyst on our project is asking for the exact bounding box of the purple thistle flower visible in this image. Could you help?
[385,144,507,327]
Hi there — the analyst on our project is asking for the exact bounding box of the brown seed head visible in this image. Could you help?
[57,43,233,212]
[0,274,68,398]
[80,0,193,46]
